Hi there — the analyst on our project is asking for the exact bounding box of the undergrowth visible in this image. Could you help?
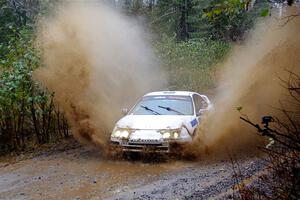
[155,34,230,92]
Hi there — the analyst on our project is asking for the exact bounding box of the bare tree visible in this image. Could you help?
[239,70,300,199]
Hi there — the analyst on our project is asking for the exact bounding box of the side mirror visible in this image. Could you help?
[197,109,206,116]
[121,108,128,115]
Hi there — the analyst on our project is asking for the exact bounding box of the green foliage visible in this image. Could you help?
[0,1,69,153]
[149,0,212,40]
[260,8,269,17]
[0,22,38,117]
[203,0,250,41]
[155,34,230,91]
[147,0,269,41]
[202,0,270,41]
[236,106,243,112]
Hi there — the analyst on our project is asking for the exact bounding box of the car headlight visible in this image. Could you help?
[112,128,130,139]
[120,130,129,138]
[161,130,180,140]
[173,132,179,139]
[113,130,121,137]
[162,132,171,139]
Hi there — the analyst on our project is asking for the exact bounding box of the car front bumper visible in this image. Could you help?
[111,139,188,153]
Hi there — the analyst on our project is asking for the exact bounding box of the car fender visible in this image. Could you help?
[181,117,199,139]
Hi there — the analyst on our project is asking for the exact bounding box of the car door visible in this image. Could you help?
[190,94,211,136]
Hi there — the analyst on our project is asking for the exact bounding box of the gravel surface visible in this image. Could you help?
[0,139,266,200]
[109,158,266,200]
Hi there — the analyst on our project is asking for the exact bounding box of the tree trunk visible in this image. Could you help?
[179,0,189,40]
[31,99,41,144]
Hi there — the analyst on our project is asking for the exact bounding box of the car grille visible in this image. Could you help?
[122,144,169,153]
[128,139,161,144]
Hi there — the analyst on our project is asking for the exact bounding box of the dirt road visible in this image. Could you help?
[0,139,265,200]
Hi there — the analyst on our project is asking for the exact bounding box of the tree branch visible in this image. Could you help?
[281,12,300,26]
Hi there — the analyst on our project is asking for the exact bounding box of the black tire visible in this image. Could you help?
[123,151,141,160]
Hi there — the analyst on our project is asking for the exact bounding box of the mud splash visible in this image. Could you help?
[189,6,300,157]
[34,2,166,152]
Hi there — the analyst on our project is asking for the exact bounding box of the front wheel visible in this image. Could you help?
[122,151,141,160]
[107,145,123,159]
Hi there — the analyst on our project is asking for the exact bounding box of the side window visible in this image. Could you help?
[193,94,208,115]
[193,94,202,115]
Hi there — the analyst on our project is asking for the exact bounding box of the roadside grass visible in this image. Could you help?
[155,35,230,93]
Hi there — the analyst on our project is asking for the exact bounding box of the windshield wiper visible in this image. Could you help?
[158,105,184,115]
[141,105,161,115]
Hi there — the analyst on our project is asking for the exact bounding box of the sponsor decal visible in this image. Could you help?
[190,118,198,127]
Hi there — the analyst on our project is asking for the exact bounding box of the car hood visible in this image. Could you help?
[115,115,195,130]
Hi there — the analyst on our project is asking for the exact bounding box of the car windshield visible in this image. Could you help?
[130,95,194,115]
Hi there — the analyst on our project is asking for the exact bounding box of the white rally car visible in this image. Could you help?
[110,91,212,153]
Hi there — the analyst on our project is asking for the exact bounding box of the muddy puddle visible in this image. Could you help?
[0,141,194,200]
